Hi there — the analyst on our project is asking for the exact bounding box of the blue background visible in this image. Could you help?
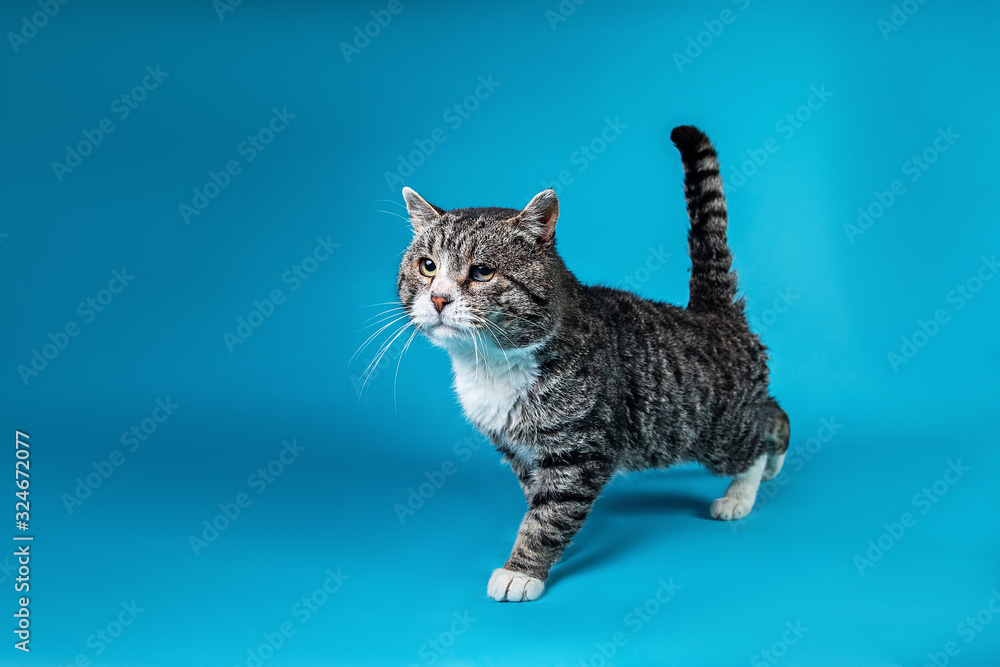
[2,0,999,665]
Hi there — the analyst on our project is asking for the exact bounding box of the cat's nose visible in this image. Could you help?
[431,295,452,313]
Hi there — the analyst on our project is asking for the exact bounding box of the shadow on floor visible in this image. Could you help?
[548,485,714,585]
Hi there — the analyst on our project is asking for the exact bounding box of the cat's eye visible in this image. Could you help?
[471,265,495,282]
[418,258,437,277]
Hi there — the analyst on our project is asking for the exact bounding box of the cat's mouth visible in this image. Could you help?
[424,320,465,337]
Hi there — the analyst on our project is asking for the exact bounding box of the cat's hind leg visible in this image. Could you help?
[710,454,766,521]
[760,397,791,481]
[709,397,789,520]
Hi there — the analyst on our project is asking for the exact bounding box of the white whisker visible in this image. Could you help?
[474,314,520,350]
[349,314,410,368]
[357,322,413,400]
[470,327,480,387]
[491,310,546,332]
[355,322,407,394]
[359,307,407,329]
[393,328,419,411]
[474,317,513,378]
[474,328,494,379]
[374,209,410,222]
[364,301,406,308]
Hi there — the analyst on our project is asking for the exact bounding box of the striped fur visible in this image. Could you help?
[670,125,741,314]
[396,126,790,601]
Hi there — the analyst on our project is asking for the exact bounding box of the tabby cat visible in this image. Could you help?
[395,126,790,602]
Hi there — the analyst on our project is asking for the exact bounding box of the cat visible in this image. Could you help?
[395,125,790,602]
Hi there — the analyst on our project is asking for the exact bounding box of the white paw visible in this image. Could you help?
[487,568,544,602]
[711,496,753,521]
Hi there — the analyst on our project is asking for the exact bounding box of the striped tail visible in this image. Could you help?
[670,125,740,313]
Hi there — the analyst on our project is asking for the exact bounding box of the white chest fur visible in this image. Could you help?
[449,345,540,434]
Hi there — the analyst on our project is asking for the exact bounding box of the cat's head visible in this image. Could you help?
[397,187,562,352]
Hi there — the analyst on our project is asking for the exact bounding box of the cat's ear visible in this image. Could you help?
[516,189,559,246]
[402,187,442,232]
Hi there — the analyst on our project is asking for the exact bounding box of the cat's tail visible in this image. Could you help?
[670,125,740,313]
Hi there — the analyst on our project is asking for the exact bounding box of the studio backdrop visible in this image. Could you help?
[1,1,998,665]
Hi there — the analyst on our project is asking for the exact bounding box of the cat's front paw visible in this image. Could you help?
[711,496,753,521]
[487,568,544,602]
